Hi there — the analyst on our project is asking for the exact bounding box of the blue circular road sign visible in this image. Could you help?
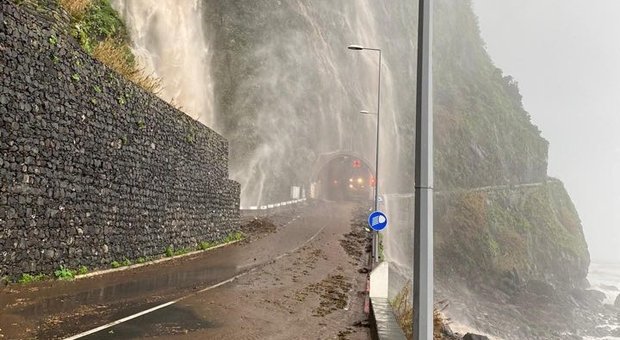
[368,211,388,231]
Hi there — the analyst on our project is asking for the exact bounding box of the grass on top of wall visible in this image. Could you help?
[57,0,161,93]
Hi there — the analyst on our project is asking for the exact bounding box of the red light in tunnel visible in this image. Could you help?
[352,160,361,168]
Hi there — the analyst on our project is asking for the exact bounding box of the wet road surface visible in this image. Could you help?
[0,201,370,339]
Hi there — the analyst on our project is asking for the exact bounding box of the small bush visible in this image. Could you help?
[59,0,91,18]
[391,282,447,340]
[165,246,174,257]
[174,248,191,256]
[92,39,160,93]
[121,258,132,267]
[199,232,245,252]
[199,241,216,251]
[54,265,76,281]
[224,231,245,243]
[110,261,121,268]
[77,266,89,275]
[57,0,161,94]
[136,257,146,264]
[18,273,47,284]
[48,34,58,46]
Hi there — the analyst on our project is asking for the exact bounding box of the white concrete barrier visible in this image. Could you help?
[241,198,307,211]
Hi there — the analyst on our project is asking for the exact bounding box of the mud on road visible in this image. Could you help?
[113,202,373,340]
[0,202,373,339]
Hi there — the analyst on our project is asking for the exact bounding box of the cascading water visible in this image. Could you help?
[111,0,214,125]
[97,2,602,338]
[203,1,415,207]
[115,0,417,289]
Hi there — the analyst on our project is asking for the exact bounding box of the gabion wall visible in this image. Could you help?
[0,1,240,278]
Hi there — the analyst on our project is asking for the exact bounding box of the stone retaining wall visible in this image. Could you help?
[0,1,240,278]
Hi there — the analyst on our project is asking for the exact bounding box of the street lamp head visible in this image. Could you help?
[360,110,376,115]
[348,44,364,51]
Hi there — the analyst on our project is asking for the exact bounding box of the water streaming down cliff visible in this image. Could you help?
[113,0,414,207]
[205,0,409,207]
[113,0,417,290]
[111,0,214,125]
[111,1,595,337]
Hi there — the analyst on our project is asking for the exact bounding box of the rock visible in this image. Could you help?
[352,320,370,328]
[525,280,556,297]
[615,294,620,308]
[601,284,619,291]
[463,333,490,340]
[44,249,54,259]
[572,289,606,307]
[585,289,606,303]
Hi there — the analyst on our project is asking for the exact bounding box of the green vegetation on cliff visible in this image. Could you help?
[204,0,590,291]
[429,1,589,290]
[15,0,159,92]
[433,1,549,190]
[435,181,589,288]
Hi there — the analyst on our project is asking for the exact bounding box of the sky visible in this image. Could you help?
[472,0,620,263]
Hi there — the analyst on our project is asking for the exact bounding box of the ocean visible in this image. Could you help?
[589,262,620,305]
[586,262,620,340]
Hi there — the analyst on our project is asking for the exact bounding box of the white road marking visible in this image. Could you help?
[64,222,327,340]
[64,272,248,340]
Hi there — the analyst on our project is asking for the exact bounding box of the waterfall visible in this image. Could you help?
[111,0,214,126]
[112,1,414,210]
[112,0,416,327]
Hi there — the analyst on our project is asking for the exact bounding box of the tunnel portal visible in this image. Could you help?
[311,154,374,202]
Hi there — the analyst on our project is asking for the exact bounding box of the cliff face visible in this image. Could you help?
[202,0,590,291]
[435,182,590,290]
[433,1,549,190]
[431,1,590,291]
[21,0,586,297]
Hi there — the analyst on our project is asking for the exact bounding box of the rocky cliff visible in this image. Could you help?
[431,1,590,292]
[204,0,590,292]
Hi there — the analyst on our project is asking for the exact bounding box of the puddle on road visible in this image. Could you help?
[82,304,218,339]
[14,264,238,319]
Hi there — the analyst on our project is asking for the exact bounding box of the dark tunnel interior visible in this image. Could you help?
[314,156,373,202]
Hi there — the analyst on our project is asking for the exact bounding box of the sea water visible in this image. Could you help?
[589,262,620,305]
[586,262,620,340]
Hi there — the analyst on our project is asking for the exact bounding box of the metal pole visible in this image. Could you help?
[413,0,433,339]
[373,50,382,263]
[348,45,382,264]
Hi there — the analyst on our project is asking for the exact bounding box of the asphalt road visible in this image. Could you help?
[0,201,371,339]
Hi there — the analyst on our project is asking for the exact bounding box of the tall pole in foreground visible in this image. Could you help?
[413,0,433,339]
[373,49,381,264]
[347,45,382,263]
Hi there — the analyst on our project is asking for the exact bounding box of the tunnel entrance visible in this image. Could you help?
[312,154,374,202]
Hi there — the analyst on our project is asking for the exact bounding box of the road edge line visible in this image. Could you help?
[75,239,243,280]
[63,223,327,339]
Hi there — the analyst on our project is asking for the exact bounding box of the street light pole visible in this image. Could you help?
[413,0,433,339]
[348,45,382,263]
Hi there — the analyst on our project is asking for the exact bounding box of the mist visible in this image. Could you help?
[473,0,620,263]
[112,0,214,125]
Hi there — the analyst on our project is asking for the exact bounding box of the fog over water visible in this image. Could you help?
[473,0,620,263]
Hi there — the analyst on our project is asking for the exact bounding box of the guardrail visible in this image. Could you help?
[240,198,307,211]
